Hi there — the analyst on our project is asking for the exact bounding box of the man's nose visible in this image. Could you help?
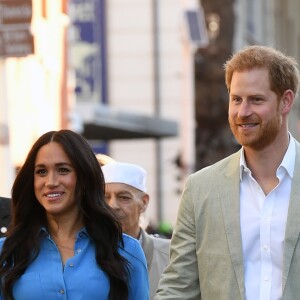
[106,196,119,209]
[238,100,252,118]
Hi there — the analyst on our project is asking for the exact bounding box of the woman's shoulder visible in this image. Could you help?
[120,233,146,265]
[121,233,142,252]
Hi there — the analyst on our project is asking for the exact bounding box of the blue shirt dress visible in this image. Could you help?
[0,228,149,300]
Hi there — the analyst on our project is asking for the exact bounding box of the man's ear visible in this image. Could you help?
[140,193,149,213]
[281,89,294,114]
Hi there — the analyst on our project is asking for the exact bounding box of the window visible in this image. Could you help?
[185,8,209,48]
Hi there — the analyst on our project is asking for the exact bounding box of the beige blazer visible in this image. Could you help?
[155,143,300,300]
[140,229,170,299]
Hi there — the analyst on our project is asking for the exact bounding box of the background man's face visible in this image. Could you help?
[104,182,147,237]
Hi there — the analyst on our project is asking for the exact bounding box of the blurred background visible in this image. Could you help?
[1,0,300,235]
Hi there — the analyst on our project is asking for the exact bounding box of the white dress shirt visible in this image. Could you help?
[240,136,295,300]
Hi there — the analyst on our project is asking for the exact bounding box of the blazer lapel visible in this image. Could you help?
[282,142,300,289]
[220,151,245,299]
[140,229,154,270]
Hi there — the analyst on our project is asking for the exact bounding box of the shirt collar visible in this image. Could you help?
[240,133,296,181]
[40,226,88,238]
[138,228,143,245]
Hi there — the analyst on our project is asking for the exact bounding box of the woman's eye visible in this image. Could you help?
[59,168,70,174]
[35,169,46,175]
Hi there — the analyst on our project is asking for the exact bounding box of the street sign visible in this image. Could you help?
[0,0,34,58]
[0,27,33,57]
[0,0,32,25]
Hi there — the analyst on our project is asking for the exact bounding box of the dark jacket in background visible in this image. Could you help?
[0,197,11,237]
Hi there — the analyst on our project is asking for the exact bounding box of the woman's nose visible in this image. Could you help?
[45,173,58,188]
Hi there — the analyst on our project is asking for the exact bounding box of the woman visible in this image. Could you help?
[0,130,149,300]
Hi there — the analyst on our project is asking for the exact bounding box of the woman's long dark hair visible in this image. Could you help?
[0,130,129,300]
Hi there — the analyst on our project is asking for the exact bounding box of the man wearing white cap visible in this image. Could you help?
[102,162,170,299]
[0,197,11,237]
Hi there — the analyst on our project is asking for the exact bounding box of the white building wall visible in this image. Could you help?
[0,0,66,196]
[233,0,275,50]
[274,0,300,138]
[106,0,197,227]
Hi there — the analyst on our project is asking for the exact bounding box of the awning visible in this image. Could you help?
[77,105,178,140]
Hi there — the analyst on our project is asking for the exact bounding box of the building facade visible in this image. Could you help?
[1,0,300,228]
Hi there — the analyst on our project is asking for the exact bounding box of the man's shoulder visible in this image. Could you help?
[147,232,170,253]
[191,150,241,179]
[150,234,170,243]
[0,197,11,204]
[0,197,11,216]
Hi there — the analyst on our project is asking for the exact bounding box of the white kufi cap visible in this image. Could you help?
[102,162,147,193]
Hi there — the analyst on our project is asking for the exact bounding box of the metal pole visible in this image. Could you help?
[152,0,163,224]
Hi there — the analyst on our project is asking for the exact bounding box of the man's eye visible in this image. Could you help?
[252,97,262,102]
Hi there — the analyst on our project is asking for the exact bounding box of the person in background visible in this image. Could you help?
[0,197,11,237]
[96,153,116,166]
[101,161,170,300]
[155,45,300,299]
[0,130,149,300]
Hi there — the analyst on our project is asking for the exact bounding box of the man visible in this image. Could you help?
[102,162,170,299]
[155,45,300,300]
[0,197,11,237]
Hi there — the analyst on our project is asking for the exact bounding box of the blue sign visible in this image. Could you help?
[68,0,106,104]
